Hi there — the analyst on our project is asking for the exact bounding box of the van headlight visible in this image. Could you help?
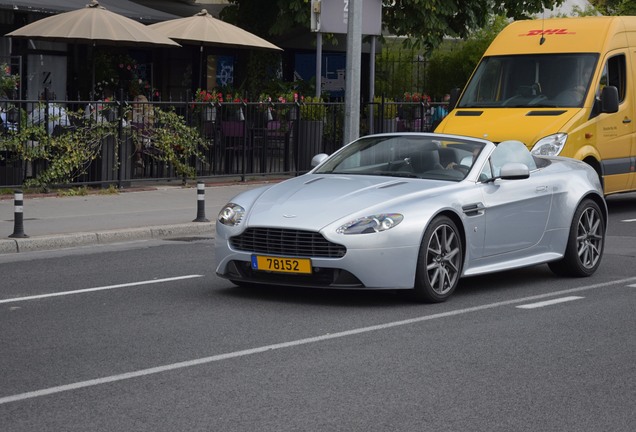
[531,133,567,156]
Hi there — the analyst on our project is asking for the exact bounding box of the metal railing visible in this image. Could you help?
[0,98,441,188]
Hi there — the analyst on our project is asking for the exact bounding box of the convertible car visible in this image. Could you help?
[216,133,607,302]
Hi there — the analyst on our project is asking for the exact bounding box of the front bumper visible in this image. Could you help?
[215,239,420,290]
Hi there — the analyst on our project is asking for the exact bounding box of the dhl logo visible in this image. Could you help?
[519,29,575,36]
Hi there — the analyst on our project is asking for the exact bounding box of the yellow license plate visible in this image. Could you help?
[251,255,312,274]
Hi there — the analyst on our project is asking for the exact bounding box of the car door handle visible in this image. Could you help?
[623,117,632,124]
[536,186,549,192]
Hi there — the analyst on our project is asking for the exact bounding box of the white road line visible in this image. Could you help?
[516,296,584,309]
[0,275,203,304]
[1,275,635,406]
[621,219,636,222]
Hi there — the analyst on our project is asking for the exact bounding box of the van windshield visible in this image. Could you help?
[458,53,599,108]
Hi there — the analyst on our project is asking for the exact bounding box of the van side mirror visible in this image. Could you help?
[601,86,619,113]
[449,88,461,111]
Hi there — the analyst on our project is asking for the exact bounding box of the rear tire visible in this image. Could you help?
[412,216,463,302]
[548,199,605,277]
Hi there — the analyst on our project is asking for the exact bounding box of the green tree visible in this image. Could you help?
[588,0,636,15]
[427,15,509,98]
[220,0,564,97]
[222,0,565,51]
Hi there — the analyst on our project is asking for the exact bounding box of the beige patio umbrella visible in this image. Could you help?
[149,9,282,88]
[6,0,181,47]
[149,9,281,51]
[5,0,181,98]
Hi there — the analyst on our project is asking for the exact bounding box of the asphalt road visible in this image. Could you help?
[0,195,634,432]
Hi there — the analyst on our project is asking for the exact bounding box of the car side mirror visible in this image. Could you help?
[499,162,530,180]
[311,153,329,168]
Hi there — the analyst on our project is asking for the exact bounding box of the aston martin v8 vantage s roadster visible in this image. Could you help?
[216,133,607,302]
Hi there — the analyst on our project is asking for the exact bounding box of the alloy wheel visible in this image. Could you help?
[576,206,603,269]
[426,223,461,295]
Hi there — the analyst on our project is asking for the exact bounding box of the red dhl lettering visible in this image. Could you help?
[520,29,574,36]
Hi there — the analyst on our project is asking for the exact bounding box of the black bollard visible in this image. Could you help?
[9,190,29,238]
[193,181,209,222]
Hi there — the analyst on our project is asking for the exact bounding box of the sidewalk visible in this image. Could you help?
[0,181,274,254]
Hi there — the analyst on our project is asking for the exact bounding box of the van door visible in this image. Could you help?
[630,52,636,191]
[595,51,634,193]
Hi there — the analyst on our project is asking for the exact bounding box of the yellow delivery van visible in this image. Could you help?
[435,16,636,196]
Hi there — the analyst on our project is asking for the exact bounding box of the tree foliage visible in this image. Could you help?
[588,0,636,15]
[222,0,565,51]
[426,15,508,98]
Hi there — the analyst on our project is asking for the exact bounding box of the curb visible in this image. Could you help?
[0,222,215,254]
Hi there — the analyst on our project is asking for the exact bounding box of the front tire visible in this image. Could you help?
[413,216,463,302]
[548,199,605,277]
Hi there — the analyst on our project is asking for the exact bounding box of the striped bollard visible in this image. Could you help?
[193,181,209,222]
[9,190,29,238]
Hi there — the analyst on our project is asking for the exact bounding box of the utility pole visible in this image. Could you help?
[343,0,363,144]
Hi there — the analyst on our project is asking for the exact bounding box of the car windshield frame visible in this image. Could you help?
[458,53,599,109]
[313,134,487,182]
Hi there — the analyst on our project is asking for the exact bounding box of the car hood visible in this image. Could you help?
[436,107,579,146]
[244,174,450,230]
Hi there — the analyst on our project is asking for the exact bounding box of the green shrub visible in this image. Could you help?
[300,96,327,121]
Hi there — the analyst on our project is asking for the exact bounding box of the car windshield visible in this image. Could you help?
[314,135,486,181]
[459,53,598,108]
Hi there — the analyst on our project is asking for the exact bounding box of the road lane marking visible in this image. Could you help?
[516,296,584,309]
[621,219,636,222]
[0,275,203,304]
[1,275,635,406]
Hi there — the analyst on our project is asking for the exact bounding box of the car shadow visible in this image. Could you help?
[218,283,415,307]
[216,264,557,307]
[606,192,636,213]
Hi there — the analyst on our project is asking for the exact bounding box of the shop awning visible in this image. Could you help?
[0,0,178,23]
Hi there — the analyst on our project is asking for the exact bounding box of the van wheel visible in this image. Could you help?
[412,216,463,302]
[548,199,605,277]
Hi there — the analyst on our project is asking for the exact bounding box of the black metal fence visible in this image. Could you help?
[0,98,442,188]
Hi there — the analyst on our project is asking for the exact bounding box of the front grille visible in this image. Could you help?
[224,260,363,288]
[230,228,346,258]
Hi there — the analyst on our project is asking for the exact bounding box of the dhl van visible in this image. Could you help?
[435,16,636,195]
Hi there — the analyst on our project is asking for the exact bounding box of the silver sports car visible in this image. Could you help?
[216,133,607,302]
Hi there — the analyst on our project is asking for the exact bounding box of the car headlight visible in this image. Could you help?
[218,203,245,226]
[336,214,404,235]
[531,133,567,156]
